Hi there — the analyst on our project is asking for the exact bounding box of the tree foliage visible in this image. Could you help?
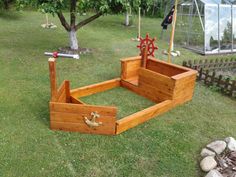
[15,0,169,50]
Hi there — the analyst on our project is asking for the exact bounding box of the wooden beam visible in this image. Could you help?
[50,102,117,135]
[116,100,173,134]
[50,102,117,116]
[70,78,121,98]
[48,58,57,102]
[120,56,141,62]
[70,96,85,104]
[168,0,178,63]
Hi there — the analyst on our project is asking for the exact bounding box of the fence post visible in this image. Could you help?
[217,75,223,87]
[211,71,216,86]
[224,78,230,95]
[204,70,209,85]
[230,80,236,97]
[198,68,203,81]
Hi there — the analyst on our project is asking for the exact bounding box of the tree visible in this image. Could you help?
[0,0,12,10]
[17,0,127,51]
[123,0,140,26]
[17,0,168,50]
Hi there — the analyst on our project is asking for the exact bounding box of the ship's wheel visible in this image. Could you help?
[137,33,158,57]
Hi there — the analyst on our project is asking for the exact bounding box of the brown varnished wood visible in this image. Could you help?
[50,102,117,135]
[56,80,70,103]
[50,102,117,116]
[146,58,189,77]
[70,78,121,98]
[116,100,173,134]
[70,96,85,104]
[48,55,197,135]
[121,57,141,80]
[51,121,116,135]
[48,58,57,101]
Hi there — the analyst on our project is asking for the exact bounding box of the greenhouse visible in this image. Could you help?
[175,0,236,55]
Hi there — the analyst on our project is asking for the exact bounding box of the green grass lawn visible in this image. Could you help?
[0,10,235,177]
[80,87,155,119]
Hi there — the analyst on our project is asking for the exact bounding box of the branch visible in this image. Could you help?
[70,0,76,28]
[57,11,71,31]
[75,12,103,31]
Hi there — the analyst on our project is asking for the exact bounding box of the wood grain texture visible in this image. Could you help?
[116,100,173,134]
[50,102,117,116]
[48,58,57,101]
[139,68,175,101]
[50,102,117,135]
[121,57,141,80]
[147,58,189,77]
[120,56,141,62]
[121,80,160,103]
[70,78,121,98]
[56,80,70,103]
[172,70,197,106]
[51,121,116,135]
[70,96,85,104]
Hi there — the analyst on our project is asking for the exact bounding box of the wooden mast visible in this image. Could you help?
[168,0,178,63]
[48,58,57,101]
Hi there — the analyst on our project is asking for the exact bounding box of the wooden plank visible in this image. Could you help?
[116,100,173,134]
[48,58,57,101]
[121,80,161,103]
[50,102,117,116]
[171,70,197,80]
[121,58,141,80]
[70,96,85,104]
[147,58,190,77]
[139,82,173,101]
[57,81,65,97]
[120,56,141,62]
[56,80,70,103]
[64,80,71,103]
[50,102,117,135]
[50,121,116,135]
[70,78,121,98]
[50,112,114,124]
[139,68,175,94]
[123,76,139,86]
[172,70,197,105]
[58,90,66,103]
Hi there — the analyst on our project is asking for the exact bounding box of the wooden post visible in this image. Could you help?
[168,0,178,63]
[141,45,148,68]
[138,7,141,39]
[48,58,57,101]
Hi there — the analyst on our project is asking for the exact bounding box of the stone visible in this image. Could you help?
[200,156,217,172]
[205,170,223,177]
[225,137,236,151]
[201,148,216,157]
[207,141,227,154]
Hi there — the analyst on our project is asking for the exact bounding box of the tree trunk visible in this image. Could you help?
[69,29,79,50]
[3,0,9,10]
[125,11,129,26]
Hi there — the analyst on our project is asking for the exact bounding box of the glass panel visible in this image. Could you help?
[205,5,219,52]
[188,3,205,51]
[219,5,232,51]
[201,0,218,4]
[233,6,236,49]
[175,3,192,46]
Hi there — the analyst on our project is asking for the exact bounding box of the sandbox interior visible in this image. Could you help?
[49,56,197,135]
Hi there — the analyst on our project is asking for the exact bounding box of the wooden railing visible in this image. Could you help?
[183,58,236,98]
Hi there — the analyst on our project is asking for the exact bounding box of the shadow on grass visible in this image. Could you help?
[0,10,22,20]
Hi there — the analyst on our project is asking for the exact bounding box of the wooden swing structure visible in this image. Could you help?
[48,34,197,135]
